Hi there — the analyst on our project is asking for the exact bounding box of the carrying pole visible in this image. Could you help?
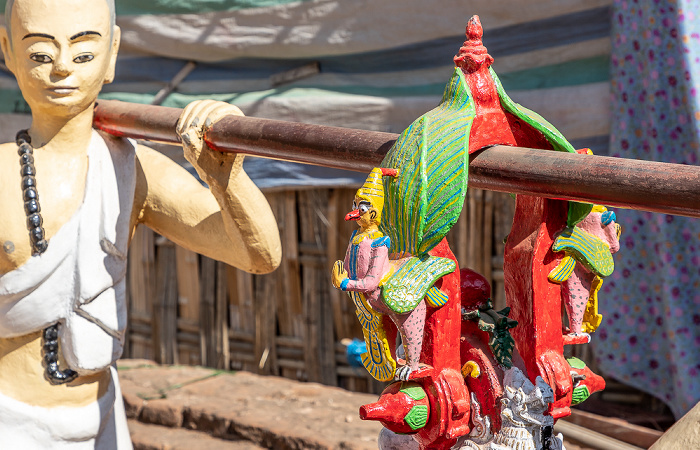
[93,99,700,219]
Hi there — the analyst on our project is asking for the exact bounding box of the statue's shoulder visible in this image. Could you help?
[95,129,136,156]
[0,142,18,191]
[370,235,391,249]
[0,141,17,151]
[351,230,387,246]
[0,141,19,168]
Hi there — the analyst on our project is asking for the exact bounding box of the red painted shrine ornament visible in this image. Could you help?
[331,14,619,450]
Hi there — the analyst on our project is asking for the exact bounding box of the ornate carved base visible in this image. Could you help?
[454,368,567,450]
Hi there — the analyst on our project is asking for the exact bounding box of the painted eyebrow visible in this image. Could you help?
[70,31,102,41]
[21,31,102,42]
[22,33,55,41]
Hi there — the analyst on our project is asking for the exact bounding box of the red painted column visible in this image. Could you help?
[504,196,574,418]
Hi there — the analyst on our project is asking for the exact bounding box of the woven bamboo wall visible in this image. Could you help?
[123,187,515,394]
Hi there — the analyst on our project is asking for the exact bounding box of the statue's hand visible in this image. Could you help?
[177,100,244,188]
[331,260,348,289]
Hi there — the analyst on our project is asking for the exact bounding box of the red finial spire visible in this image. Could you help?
[467,15,484,42]
[454,15,494,73]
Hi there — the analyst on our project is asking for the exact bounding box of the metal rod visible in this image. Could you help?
[93,99,700,219]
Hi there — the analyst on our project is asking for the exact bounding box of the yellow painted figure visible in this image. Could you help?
[0,0,281,447]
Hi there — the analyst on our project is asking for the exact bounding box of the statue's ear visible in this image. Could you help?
[0,27,14,75]
[104,25,121,84]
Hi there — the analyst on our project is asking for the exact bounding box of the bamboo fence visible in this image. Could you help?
[123,186,516,394]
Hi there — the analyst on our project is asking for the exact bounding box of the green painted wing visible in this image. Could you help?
[382,256,456,314]
[547,255,576,283]
[553,227,614,277]
[491,66,593,225]
[491,67,576,153]
[567,201,595,228]
[380,67,475,256]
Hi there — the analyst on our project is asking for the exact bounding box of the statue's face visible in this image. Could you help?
[1,0,119,118]
[345,195,380,229]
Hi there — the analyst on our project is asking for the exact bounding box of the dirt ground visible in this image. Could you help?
[118,359,598,450]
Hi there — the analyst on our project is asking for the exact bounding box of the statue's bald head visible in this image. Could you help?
[4,0,116,44]
[1,0,122,112]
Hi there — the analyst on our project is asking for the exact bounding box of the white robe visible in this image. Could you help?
[0,130,136,448]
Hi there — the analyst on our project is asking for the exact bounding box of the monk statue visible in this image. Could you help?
[0,0,281,447]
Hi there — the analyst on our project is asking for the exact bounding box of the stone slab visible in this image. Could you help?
[128,419,266,450]
[118,360,382,450]
[118,360,600,450]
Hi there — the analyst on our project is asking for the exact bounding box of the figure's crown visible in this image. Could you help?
[357,168,385,206]
[355,168,399,221]
[454,15,494,73]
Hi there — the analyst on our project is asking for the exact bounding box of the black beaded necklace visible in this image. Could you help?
[16,130,77,385]
[16,130,47,254]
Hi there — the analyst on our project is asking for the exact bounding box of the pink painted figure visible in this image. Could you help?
[340,229,391,307]
[332,168,429,381]
[556,207,621,344]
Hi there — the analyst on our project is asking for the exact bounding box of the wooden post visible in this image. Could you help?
[126,226,157,360]
[228,267,256,371]
[253,271,276,375]
[272,191,304,379]
[153,237,178,364]
[175,245,201,365]
[199,256,217,367]
[298,190,337,385]
[327,189,350,341]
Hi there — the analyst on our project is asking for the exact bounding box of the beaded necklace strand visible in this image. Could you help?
[16,130,77,385]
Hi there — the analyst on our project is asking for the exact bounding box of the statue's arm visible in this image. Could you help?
[132,102,281,274]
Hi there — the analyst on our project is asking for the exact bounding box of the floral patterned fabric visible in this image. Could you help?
[592,0,700,418]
